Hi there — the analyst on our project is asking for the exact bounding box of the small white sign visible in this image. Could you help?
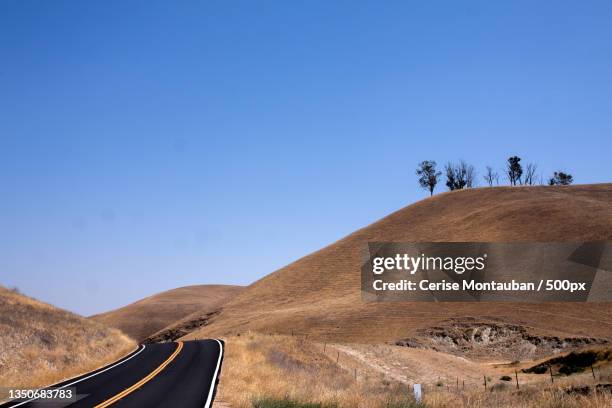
[413,383,422,402]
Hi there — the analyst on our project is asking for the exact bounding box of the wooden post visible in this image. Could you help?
[336,351,340,364]
[549,365,554,384]
[591,365,596,380]
[484,375,487,390]
[456,377,459,391]
[354,368,357,379]
[462,380,465,390]
[323,343,326,353]
[515,370,519,389]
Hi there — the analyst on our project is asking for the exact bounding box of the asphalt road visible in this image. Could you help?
[1,339,224,408]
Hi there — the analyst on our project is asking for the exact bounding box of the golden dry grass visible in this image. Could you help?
[91,284,243,341]
[217,333,612,408]
[187,184,612,344]
[0,285,135,400]
[217,332,417,408]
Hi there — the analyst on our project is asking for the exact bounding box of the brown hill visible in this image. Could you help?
[184,184,612,345]
[0,285,134,394]
[91,284,243,341]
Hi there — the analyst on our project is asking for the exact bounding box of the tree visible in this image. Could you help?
[445,163,458,190]
[465,163,476,188]
[445,161,476,190]
[506,156,523,185]
[416,161,441,196]
[548,171,573,186]
[523,163,538,186]
[483,166,499,187]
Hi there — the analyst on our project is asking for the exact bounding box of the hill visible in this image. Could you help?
[184,184,612,348]
[0,285,134,394]
[91,284,244,341]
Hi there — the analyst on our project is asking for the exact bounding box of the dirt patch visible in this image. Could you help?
[395,318,608,361]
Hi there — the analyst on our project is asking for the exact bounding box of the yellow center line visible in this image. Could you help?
[94,341,184,408]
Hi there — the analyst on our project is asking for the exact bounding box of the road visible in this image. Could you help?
[1,339,224,408]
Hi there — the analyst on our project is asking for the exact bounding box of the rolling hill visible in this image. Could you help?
[91,284,243,341]
[0,285,134,394]
[183,184,612,345]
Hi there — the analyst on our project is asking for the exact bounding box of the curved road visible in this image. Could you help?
[1,339,224,408]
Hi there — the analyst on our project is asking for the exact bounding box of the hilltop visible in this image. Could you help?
[91,284,243,341]
[184,184,612,348]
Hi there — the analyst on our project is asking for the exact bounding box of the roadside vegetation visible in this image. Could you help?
[0,285,135,400]
[218,332,612,408]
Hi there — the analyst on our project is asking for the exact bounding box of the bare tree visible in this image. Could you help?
[465,163,476,188]
[506,156,523,185]
[523,163,538,186]
[445,160,476,190]
[483,166,499,187]
[416,161,441,196]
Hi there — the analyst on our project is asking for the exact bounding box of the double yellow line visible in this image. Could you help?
[94,341,184,408]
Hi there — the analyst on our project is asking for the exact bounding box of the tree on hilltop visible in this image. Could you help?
[549,171,573,185]
[506,156,523,185]
[416,161,441,196]
[445,161,476,190]
[483,166,499,187]
[523,163,538,186]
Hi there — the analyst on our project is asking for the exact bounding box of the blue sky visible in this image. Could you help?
[1,1,611,315]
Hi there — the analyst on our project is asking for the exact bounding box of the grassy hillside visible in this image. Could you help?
[184,184,612,343]
[216,332,612,408]
[0,285,134,394]
[91,284,244,341]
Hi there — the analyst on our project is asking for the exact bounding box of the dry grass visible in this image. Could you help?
[421,387,612,408]
[188,184,612,345]
[91,284,243,341]
[217,332,612,408]
[0,285,135,400]
[218,332,418,408]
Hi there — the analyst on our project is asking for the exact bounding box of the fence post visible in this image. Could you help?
[336,351,340,364]
[549,365,554,384]
[515,370,519,389]
[484,375,487,391]
[354,368,357,380]
[323,343,326,353]
[591,365,596,380]
[462,380,465,390]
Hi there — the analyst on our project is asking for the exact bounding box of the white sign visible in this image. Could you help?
[413,383,422,402]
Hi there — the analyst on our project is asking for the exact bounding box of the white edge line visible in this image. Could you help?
[8,344,146,408]
[203,339,224,408]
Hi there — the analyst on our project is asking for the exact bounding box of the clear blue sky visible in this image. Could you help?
[1,1,611,315]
